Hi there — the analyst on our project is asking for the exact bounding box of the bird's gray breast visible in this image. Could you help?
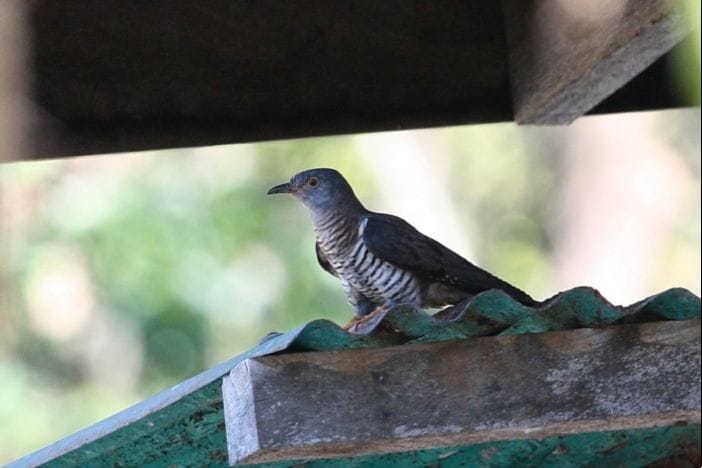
[316,216,421,306]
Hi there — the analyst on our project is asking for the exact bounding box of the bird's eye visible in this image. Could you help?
[307,176,320,188]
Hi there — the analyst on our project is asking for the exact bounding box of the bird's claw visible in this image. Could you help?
[343,303,392,334]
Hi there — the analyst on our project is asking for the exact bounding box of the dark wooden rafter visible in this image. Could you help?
[25,1,511,159]
[0,0,692,160]
[502,0,689,124]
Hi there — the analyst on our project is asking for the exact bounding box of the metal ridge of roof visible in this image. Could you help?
[268,286,701,352]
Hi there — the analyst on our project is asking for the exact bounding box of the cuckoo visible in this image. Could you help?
[268,168,537,327]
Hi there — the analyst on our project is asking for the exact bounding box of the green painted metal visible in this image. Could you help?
[249,425,701,468]
[9,287,701,467]
[9,332,304,468]
[286,287,701,350]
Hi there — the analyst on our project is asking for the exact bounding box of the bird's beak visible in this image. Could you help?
[267,182,297,195]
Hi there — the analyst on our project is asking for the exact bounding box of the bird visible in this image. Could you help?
[268,168,537,328]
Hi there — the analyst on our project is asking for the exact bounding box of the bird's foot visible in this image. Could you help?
[343,303,393,335]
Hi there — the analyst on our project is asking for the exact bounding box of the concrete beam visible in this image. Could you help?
[223,319,700,464]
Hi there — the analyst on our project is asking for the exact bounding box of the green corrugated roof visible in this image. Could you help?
[9,287,701,467]
[265,286,700,351]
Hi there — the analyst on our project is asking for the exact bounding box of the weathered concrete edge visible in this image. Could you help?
[228,318,701,464]
[238,412,700,464]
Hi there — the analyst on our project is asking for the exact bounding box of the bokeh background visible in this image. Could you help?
[1,0,700,461]
[0,109,700,461]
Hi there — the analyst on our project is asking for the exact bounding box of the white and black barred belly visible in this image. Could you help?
[314,214,421,308]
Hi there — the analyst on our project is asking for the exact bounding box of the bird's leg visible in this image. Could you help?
[341,293,375,330]
[343,301,396,333]
[342,316,363,331]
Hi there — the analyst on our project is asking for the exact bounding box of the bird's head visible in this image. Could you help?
[267,168,362,217]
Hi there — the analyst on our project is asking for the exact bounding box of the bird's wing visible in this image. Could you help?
[315,242,338,278]
[362,213,536,305]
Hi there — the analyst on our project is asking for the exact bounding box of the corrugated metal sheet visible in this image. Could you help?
[10,287,701,467]
[265,287,700,352]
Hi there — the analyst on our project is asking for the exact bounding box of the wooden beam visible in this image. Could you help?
[502,0,689,124]
[0,0,30,164]
[1,1,690,160]
[223,319,701,464]
[23,1,511,160]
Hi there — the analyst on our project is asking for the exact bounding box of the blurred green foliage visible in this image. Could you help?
[675,0,701,105]
[0,113,700,462]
